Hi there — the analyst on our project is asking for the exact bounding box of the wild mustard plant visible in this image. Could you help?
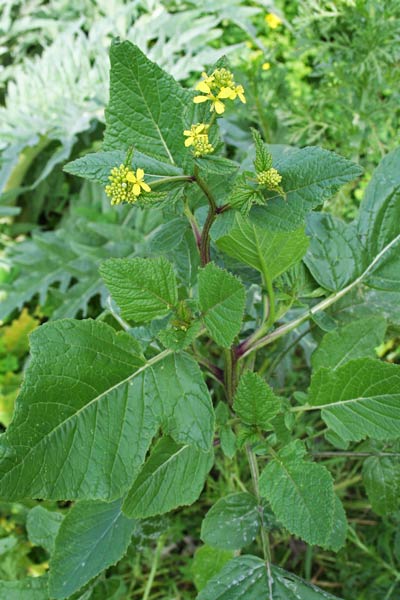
[1,40,400,600]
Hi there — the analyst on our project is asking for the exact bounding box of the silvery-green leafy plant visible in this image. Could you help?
[1,40,400,599]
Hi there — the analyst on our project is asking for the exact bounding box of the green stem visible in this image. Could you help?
[237,231,400,359]
[246,445,274,595]
[142,536,165,600]
[224,348,238,404]
[314,451,400,458]
[194,165,218,266]
[149,175,194,188]
[183,200,201,248]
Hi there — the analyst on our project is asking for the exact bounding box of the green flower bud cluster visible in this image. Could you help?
[257,167,282,188]
[193,137,214,157]
[211,68,235,90]
[105,164,137,205]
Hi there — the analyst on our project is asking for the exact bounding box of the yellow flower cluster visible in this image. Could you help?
[105,165,151,205]
[257,167,282,188]
[193,68,246,114]
[183,123,214,157]
[265,13,282,29]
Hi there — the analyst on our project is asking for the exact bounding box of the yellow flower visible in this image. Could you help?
[183,123,214,157]
[193,90,228,114]
[105,164,151,205]
[126,168,151,196]
[265,13,282,29]
[257,167,282,188]
[262,62,271,71]
[193,68,245,113]
[183,123,208,147]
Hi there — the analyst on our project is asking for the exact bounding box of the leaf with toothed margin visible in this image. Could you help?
[0,319,214,502]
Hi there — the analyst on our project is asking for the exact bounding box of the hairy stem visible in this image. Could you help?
[224,348,238,404]
[142,536,165,600]
[194,165,218,266]
[246,445,274,595]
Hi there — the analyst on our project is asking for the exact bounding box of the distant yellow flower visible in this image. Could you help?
[262,62,271,71]
[265,13,282,29]
[105,164,151,205]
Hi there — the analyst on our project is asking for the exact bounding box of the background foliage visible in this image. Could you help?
[0,1,399,599]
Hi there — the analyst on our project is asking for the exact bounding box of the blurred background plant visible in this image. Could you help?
[0,1,399,598]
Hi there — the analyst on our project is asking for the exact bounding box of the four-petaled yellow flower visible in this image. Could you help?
[183,123,209,147]
[183,123,214,157]
[265,13,282,29]
[126,168,151,196]
[193,68,246,114]
[105,164,151,206]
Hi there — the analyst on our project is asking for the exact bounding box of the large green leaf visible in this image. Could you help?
[311,317,386,371]
[192,546,234,592]
[103,41,192,166]
[259,442,338,548]
[64,150,183,185]
[49,499,136,599]
[198,263,245,348]
[304,213,363,292]
[123,437,213,518]
[233,371,280,429]
[100,257,178,323]
[200,492,259,550]
[0,577,48,600]
[26,506,64,554]
[216,214,309,278]
[362,455,400,516]
[197,555,343,599]
[0,320,214,501]
[357,148,400,291]
[307,358,400,442]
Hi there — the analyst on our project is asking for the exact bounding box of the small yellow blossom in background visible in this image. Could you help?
[183,123,214,157]
[105,164,151,205]
[265,12,282,29]
[257,167,282,188]
[262,62,271,71]
[193,67,246,114]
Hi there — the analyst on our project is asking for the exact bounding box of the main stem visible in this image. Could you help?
[246,445,274,595]
[194,164,218,266]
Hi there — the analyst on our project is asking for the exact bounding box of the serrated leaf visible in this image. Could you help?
[192,546,234,592]
[197,555,342,600]
[49,499,136,599]
[201,493,259,550]
[123,437,213,518]
[64,150,183,184]
[216,214,309,279]
[233,372,280,429]
[259,442,337,548]
[100,257,178,323]
[0,576,49,599]
[307,358,400,442]
[362,455,400,515]
[104,41,192,166]
[247,145,362,231]
[324,496,347,552]
[357,148,400,291]
[26,506,64,555]
[0,320,214,501]
[304,212,363,292]
[198,263,246,348]
[311,317,386,371]
[252,129,272,173]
